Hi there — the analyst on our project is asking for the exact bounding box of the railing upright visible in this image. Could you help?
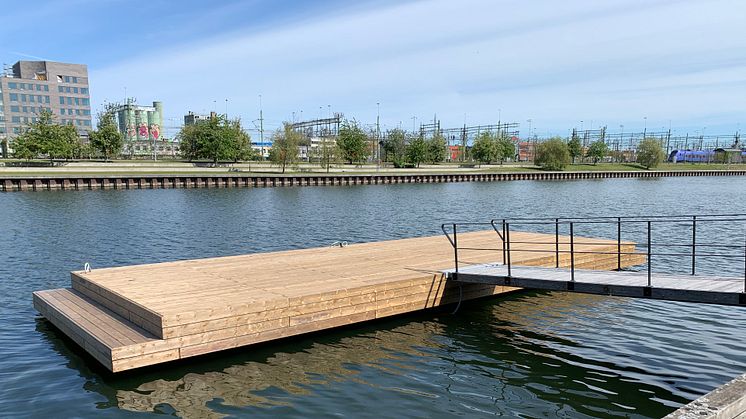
[743,227,746,293]
[647,220,652,287]
[617,217,622,270]
[502,219,507,264]
[569,222,575,282]
[555,218,560,268]
[505,222,512,277]
[453,224,459,275]
[691,215,697,275]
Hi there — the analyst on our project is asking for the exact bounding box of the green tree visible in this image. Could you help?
[269,123,301,173]
[585,140,609,165]
[535,137,570,171]
[406,135,428,168]
[636,137,665,169]
[337,120,370,164]
[495,135,515,165]
[471,132,497,166]
[89,105,123,161]
[177,124,200,160]
[567,136,582,164]
[176,114,253,164]
[313,136,337,173]
[426,133,447,163]
[382,128,407,167]
[13,110,81,162]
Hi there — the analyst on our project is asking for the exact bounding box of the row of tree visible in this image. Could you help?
[535,137,666,170]
[10,110,667,172]
[268,122,451,173]
[381,128,447,168]
[13,107,124,162]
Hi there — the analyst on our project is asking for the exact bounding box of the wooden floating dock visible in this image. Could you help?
[5,169,746,192]
[33,230,644,372]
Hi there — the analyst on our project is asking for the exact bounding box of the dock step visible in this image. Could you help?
[71,273,164,338]
[33,289,179,372]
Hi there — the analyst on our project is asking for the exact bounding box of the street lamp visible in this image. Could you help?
[376,102,380,171]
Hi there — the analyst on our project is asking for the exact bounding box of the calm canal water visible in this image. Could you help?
[1,177,745,418]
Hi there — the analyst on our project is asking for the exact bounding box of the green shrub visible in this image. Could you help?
[535,137,570,171]
[636,138,665,169]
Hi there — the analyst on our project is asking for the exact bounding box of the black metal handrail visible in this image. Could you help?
[442,213,746,292]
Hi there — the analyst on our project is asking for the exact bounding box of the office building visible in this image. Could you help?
[0,60,92,156]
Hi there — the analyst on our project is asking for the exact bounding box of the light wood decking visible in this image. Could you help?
[33,230,643,372]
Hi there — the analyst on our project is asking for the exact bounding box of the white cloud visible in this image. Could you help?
[89,0,746,137]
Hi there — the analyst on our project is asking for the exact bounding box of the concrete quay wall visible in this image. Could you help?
[2,170,746,192]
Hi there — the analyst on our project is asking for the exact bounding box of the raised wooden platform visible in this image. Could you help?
[33,230,643,372]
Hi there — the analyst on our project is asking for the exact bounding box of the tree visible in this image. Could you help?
[89,105,123,161]
[269,123,301,173]
[585,140,609,165]
[535,137,570,171]
[382,128,407,167]
[406,135,428,168]
[13,110,81,162]
[471,132,497,166]
[495,135,515,165]
[177,114,253,164]
[636,137,665,169]
[567,136,582,164]
[337,119,370,164]
[313,136,337,173]
[11,132,38,160]
[426,133,447,163]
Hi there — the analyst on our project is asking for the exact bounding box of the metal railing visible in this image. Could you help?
[442,214,746,291]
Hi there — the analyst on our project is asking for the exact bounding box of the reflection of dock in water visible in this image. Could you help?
[116,321,445,418]
[33,231,641,373]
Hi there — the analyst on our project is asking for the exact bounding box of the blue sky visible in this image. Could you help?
[2,0,745,138]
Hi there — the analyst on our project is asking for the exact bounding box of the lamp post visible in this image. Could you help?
[376,102,380,171]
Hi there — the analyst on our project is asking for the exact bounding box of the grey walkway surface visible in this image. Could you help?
[449,263,746,306]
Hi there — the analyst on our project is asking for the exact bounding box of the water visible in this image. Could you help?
[1,177,745,418]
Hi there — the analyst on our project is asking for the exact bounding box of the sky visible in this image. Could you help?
[2,0,745,139]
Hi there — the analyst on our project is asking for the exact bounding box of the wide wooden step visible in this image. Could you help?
[33,288,179,372]
[71,273,164,338]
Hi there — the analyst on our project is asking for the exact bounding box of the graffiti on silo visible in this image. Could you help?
[115,99,165,143]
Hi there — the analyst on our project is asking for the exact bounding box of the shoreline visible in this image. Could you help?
[3,169,745,192]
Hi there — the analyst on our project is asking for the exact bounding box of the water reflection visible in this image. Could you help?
[38,289,741,418]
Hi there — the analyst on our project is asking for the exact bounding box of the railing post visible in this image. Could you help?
[570,222,575,282]
[502,219,507,264]
[743,227,746,293]
[691,215,697,275]
[617,217,622,271]
[505,222,512,277]
[555,218,560,268]
[647,220,652,287]
[453,224,459,275]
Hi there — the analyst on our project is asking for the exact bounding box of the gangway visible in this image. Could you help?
[442,214,746,306]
